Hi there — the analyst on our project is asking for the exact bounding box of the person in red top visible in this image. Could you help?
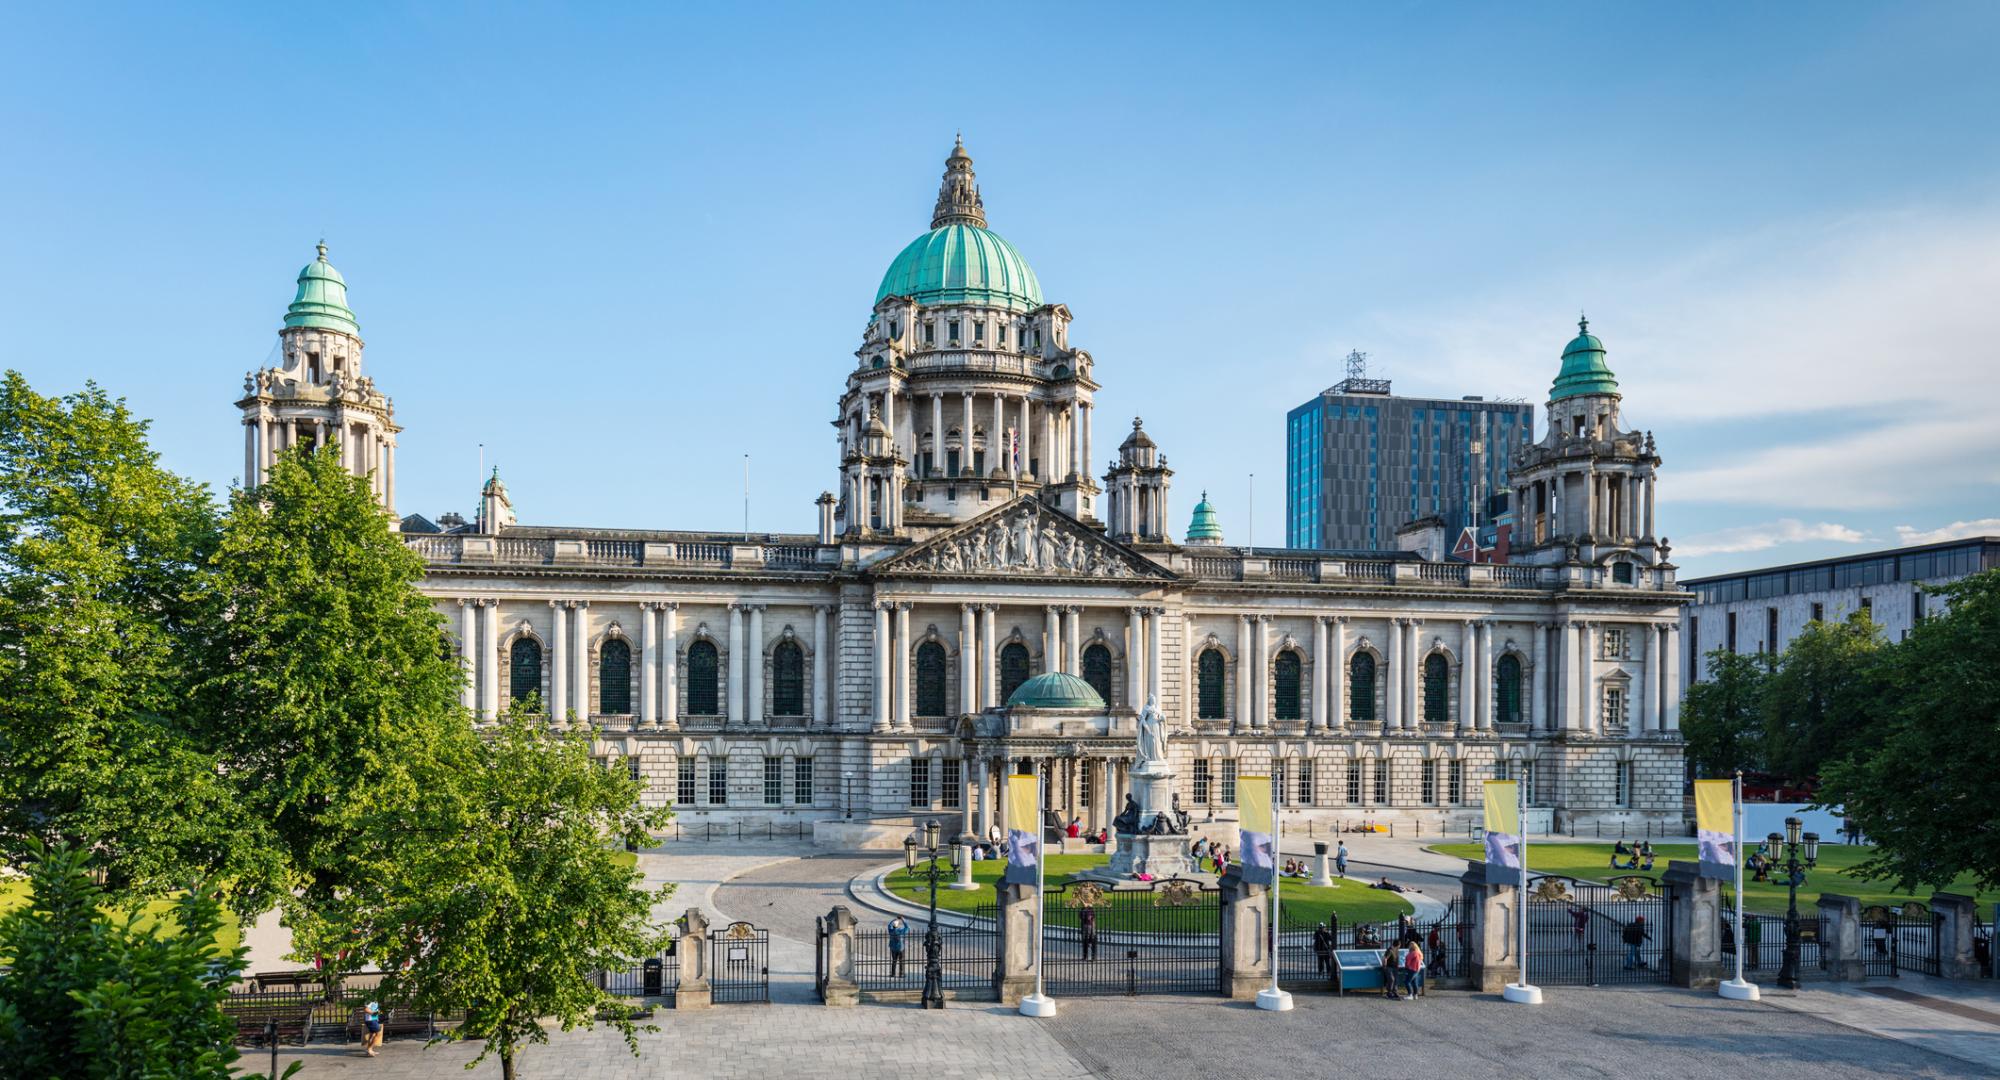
[1066,817,1081,838]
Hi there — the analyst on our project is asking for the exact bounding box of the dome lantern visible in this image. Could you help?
[1549,314,1619,401]
[283,241,360,337]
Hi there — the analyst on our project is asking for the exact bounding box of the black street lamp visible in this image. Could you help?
[904,820,966,1010]
[1767,816,1821,990]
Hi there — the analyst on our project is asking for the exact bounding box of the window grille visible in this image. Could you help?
[1448,760,1465,804]
[794,758,814,806]
[677,759,696,805]
[909,759,931,807]
[707,759,728,805]
[942,759,962,809]
[763,757,782,805]
[1372,758,1388,805]
[1346,760,1362,805]
[1220,758,1237,806]
[1421,759,1437,805]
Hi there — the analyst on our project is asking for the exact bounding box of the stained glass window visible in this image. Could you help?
[772,641,804,716]
[1081,643,1113,705]
[1349,653,1376,724]
[1197,648,1226,719]
[599,639,631,714]
[1496,654,1522,724]
[687,640,719,716]
[1423,653,1449,724]
[999,643,1030,702]
[914,641,948,717]
[509,638,542,707]
[1274,652,1301,720]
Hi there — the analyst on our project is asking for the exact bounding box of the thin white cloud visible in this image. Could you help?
[1668,413,2000,508]
[1674,519,1868,558]
[1894,518,2000,546]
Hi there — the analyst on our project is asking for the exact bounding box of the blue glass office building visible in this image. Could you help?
[1287,380,1534,551]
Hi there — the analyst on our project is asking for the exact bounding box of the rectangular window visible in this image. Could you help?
[1421,759,1437,805]
[1193,759,1212,804]
[1448,760,1464,804]
[1604,686,1626,730]
[973,321,984,343]
[795,757,814,806]
[1272,760,1286,806]
[1298,761,1314,805]
[924,321,935,344]
[997,324,1007,346]
[1766,607,1778,654]
[707,759,728,805]
[1345,760,1363,805]
[1079,761,1093,811]
[942,759,962,809]
[1726,612,1738,652]
[1688,616,1700,683]
[1220,758,1238,806]
[1372,759,1388,805]
[1616,762,1633,808]
[909,759,931,807]
[947,319,960,343]
[1810,602,1824,623]
[1859,596,1872,620]
[1913,588,1926,624]
[1522,760,1538,807]
[763,756,782,805]
[1602,628,1626,659]
[677,758,696,805]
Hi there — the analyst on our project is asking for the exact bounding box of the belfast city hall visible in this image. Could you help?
[235,140,1691,842]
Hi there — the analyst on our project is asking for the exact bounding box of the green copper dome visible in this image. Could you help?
[876,224,1043,313]
[1185,491,1225,544]
[283,242,360,336]
[1549,315,1617,401]
[1005,671,1106,710]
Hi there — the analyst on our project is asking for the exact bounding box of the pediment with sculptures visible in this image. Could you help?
[875,499,1174,580]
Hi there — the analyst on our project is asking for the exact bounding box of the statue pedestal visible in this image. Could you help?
[1101,832,1194,879]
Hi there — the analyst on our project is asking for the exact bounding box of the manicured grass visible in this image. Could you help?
[1427,842,2000,916]
[0,880,244,952]
[882,854,1413,930]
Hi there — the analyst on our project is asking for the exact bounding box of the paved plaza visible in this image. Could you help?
[259,843,2000,1078]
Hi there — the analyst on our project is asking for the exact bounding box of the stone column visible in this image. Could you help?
[960,604,978,714]
[1458,619,1476,734]
[726,604,745,728]
[746,605,764,726]
[640,603,659,728]
[1044,605,1062,674]
[458,599,477,713]
[930,394,944,476]
[874,602,892,732]
[974,757,992,838]
[1530,623,1550,731]
[1386,617,1404,732]
[1478,621,1495,730]
[1147,609,1163,706]
[818,906,860,1006]
[1101,758,1117,837]
[1256,615,1273,728]
[481,601,499,722]
[1463,863,1520,993]
[895,602,913,730]
[1068,399,1082,480]
[551,600,569,723]
[1818,894,1865,980]
[1218,866,1272,999]
[675,908,713,1009]
[1063,607,1081,675]
[1662,622,1683,731]
[1310,617,1328,731]
[1576,622,1594,734]
[1664,861,1724,988]
[661,603,680,730]
[1934,893,1982,979]
[993,883,1039,1005]
[1235,615,1253,725]
[573,600,591,722]
[980,605,998,708]
[1125,608,1144,708]
[1641,624,1661,734]
[1554,621,1573,731]
[1327,617,1347,730]
[1081,402,1092,485]
[811,605,830,726]
[1017,397,1030,480]
[1405,619,1423,731]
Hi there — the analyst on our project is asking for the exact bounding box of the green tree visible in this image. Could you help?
[1822,571,2000,891]
[1678,647,1769,775]
[337,709,674,1080]
[1757,611,1887,782]
[189,442,466,933]
[0,844,245,1080]
[0,372,273,905]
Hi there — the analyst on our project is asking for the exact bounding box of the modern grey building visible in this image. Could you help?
[1679,536,2000,684]
[1286,356,1534,551]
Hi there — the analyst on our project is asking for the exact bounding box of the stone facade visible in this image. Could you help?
[234,143,1692,836]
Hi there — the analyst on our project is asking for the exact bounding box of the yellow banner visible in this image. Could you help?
[1483,780,1519,836]
[1006,774,1038,837]
[1238,776,1273,834]
[1694,779,1733,839]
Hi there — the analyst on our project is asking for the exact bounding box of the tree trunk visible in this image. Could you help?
[499,1028,516,1080]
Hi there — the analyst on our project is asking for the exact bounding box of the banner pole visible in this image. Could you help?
[1720,770,1759,999]
[1503,773,1541,1003]
[1018,768,1056,1016]
[1256,766,1293,1011]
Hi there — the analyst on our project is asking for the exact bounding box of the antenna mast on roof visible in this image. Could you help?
[1330,349,1390,395]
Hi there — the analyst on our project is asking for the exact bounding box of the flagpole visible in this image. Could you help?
[1020,766,1056,1017]
[1720,770,1760,1000]
[1257,764,1293,1011]
[1504,774,1542,1003]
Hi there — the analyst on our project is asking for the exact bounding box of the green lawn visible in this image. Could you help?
[0,880,244,952]
[882,854,1414,930]
[1428,842,2000,916]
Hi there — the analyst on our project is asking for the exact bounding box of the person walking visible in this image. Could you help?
[887,916,909,977]
[361,1001,383,1057]
[1427,925,1449,979]
[1745,914,1762,969]
[1403,939,1425,998]
[1622,915,1652,970]
[1079,904,1099,962]
[1567,904,1590,952]
[1397,913,1417,946]
[1381,943,1403,1000]
[1313,922,1335,976]
[1335,841,1349,879]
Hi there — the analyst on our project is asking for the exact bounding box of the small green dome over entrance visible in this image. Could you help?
[1005,671,1105,710]
[1550,315,1617,401]
[1185,491,1225,545]
[284,242,360,336]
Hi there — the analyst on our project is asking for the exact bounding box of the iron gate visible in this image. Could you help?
[1719,906,1825,977]
[1279,898,1474,991]
[1864,903,1941,977]
[850,908,1000,1000]
[1526,876,1674,986]
[711,922,769,1003]
[1042,879,1222,997]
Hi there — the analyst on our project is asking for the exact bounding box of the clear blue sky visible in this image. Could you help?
[5,3,1997,577]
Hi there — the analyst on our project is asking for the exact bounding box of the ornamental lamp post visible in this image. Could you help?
[903,819,965,1010]
[1770,816,1820,990]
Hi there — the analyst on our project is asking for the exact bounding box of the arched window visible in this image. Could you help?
[772,641,805,716]
[1496,654,1523,724]
[1273,652,1302,721]
[914,641,948,717]
[687,640,720,716]
[1424,653,1450,724]
[1081,643,1113,705]
[1349,653,1376,724]
[509,638,542,706]
[1613,561,1634,584]
[1197,648,1226,719]
[999,643,1031,702]
[599,639,631,714]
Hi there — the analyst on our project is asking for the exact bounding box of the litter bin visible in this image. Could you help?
[643,956,663,997]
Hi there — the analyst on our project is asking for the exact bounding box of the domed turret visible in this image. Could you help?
[283,242,360,337]
[1185,491,1225,546]
[1550,315,1618,401]
[875,139,1044,313]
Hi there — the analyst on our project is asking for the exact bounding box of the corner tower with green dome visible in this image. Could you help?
[236,242,402,525]
[1511,316,1663,570]
[836,139,1108,538]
